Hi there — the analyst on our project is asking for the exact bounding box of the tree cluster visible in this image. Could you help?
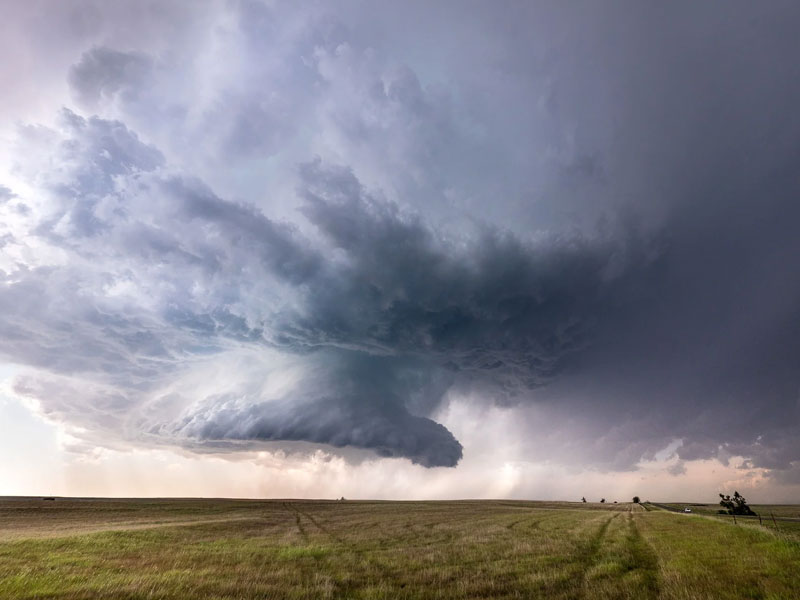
[718,491,756,516]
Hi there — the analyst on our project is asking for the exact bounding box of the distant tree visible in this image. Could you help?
[581,497,587,503]
[613,501,617,504]
[632,496,641,504]
[719,491,755,516]
[600,498,606,503]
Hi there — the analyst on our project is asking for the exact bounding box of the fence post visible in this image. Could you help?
[771,512,778,530]
[758,514,762,526]
[732,513,737,525]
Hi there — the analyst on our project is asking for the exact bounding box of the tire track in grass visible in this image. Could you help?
[586,513,618,560]
[578,512,619,597]
[396,514,456,547]
[281,502,308,542]
[624,512,660,599]
[289,504,348,547]
[576,511,661,598]
[286,502,403,591]
[506,515,543,535]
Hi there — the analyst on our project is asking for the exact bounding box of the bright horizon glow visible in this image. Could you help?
[1,376,791,504]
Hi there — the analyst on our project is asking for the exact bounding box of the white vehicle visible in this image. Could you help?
[684,507,692,513]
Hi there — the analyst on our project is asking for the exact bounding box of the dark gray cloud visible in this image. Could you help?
[2,108,651,467]
[3,1,800,483]
[290,160,644,390]
[168,352,463,468]
[68,46,153,108]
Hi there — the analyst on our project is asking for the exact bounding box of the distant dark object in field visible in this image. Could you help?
[633,496,641,504]
[339,497,346,502]
[719,491,756,516]
[600,498,606,503]
[614,501,617,504]
[581,497,587,503]
[42,497,55,501]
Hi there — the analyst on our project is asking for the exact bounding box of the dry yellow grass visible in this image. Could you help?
[0,498,797,599]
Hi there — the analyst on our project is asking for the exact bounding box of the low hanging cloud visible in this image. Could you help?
[3,109,650,467]
[167,353,464,468]
[2,1,800,484]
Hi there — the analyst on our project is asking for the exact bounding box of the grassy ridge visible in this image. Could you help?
[649,502,800,544]
[656,503,800,520]
[0,499,797,599]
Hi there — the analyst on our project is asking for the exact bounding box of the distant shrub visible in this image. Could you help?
[632,496,640,504]
[600,498,606,503]
[581,497,587,503]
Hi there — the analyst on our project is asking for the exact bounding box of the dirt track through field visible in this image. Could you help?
[579,513,619,597]
[284,502,403,588]
[626,513,660,599]
[282,502,309,542]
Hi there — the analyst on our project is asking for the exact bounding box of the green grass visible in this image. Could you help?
[0,498,798,599]
[655,503,800,519]
[650,502,800,544]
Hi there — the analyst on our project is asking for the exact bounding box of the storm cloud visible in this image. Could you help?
[2,1,800,483]
[3,110,643,466]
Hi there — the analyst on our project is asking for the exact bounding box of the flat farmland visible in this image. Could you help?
[0,498,798,599]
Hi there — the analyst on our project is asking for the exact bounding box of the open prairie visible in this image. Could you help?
[656,503,800,520]
[0,498,798,599]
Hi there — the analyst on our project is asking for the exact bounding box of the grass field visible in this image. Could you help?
[649,503,800,543]
[0,498,798,599]
[657,502,800,520]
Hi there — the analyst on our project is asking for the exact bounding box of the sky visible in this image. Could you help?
[1,0,799,502]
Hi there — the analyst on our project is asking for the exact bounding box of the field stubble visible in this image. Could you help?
[0,498,797,599]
